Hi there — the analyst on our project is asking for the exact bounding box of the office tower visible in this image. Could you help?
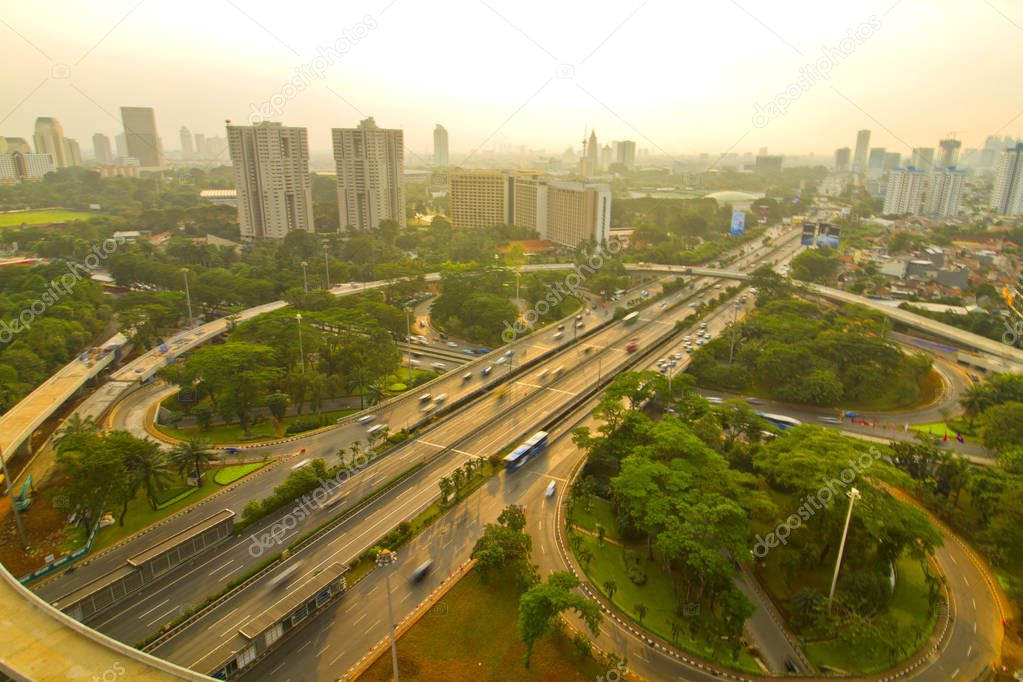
[867,147,887,177]
[924,168,966,217]
[991,143,1023,215]
[33,117,66,167]
[884,152,901,171]
[853,129,871,172]
[120,106,165,167]
[600,144,612,169]
[92,133,113,163]
[62,138,82,166]
[204,135,228,159]
[331,117,405,231]
[180,126,194,158]
[938,139,961,168]
[433,124,448,166]
[615,140,636,170]
[544,181,611,248]
[754,155,783,172]
[586,130,599,170]
[511,172,548,233]
[193,133,206,158]
[226,121,314,240]
[114,133,127,158]
[910,147,934,171]
[883,168,928,214]
[448,170,512,229]
[834,147,851,172]
[4,138,31,154]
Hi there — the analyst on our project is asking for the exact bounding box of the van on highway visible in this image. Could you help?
[411,560,433,583]
[367,424,387,436]
[433,393,448,403]
[418,393,432,402]
[431,362,447,371]
[269,561,304,589]
[356,414,376,425]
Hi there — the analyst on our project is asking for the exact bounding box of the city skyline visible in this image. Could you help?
[1,1,1021,159]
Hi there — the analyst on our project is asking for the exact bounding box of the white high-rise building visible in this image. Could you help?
[180,126,194,157]
[33,117,66,168]
[853,129,871,172]
[227,121,314,240]
[114,133,127,158]
[332,117,405,231]
[93,133,113,163]
[433,124,448,166]
[910,147,935,171]
[883,168,929,215]
[924,168,965,217]
[991,143,1023,215]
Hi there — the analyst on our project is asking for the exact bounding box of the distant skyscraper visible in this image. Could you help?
[884,152,901,171]
[924,168,965,217]
[754,155,783,173]
[115,133,127,158]
[937,139,961,168]
[180,126,194,157]
[193,133,206,158]
[615,140,636,170]
[120,106,165,167]
[33,117,66,168]
[853,129,871,172]
[433,124,448,166]
[332,117,405,231]
[62,138,82,166]
[586,129,599,171]
[883,168,928,214]
[93,133,113,163]
[834,147,851,172]
[600,144,613,169]
[991,143,1023,215]
[867,147,887,177]
[910,147,935,171]
[227,121,314,240]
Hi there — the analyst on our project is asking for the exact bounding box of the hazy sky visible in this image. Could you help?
[1,0,1021,163]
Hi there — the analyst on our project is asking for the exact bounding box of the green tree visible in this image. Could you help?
[169,438,218,484]
[517,571,601,667]
[265,392,290,422]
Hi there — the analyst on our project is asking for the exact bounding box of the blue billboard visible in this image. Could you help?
[730,210,746,236]
[816,223,840,249]
[801,222,817,246]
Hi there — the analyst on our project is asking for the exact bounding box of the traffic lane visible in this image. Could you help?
[152,292,699,666]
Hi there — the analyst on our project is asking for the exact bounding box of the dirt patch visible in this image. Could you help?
[0,475,79,578]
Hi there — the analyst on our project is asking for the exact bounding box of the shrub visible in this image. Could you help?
[285,418,320,435]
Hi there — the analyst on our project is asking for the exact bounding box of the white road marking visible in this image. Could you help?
[205,607,240,631]
[330,650,347,665]
[210,559,235,575]
[138,599,170,619]
[146,604,179,627]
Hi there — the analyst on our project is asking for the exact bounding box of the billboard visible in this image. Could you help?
[758,205,769,224]
[730,210,745,236]
[801,222,817,246]
[816,223,841,249]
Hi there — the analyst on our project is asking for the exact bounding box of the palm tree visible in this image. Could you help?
[439,476,453,503]
[603,579,617,600]
[169,438,218,485]
[127,445,175,510]
[635,603,647,624]
[961,384,992,429]
[55,414,101,453]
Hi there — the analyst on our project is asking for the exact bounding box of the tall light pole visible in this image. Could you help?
[322,242,331,290]
[728,301,742,365]
[510,270,521,374]
[376,549,400,682]
[0,449,26,549]
[181,268,193,328]
[404,306,413,383]
[827,487,861,612]
[296,313,305,373]
[301,260,309,294]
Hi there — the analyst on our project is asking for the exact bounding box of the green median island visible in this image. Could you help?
[359,570,607,682]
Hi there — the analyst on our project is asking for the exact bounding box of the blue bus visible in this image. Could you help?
[503,431,549,471]
[757,412,801,430]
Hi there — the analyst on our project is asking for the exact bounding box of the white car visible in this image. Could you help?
[672,353,682,360]
[546,481,557,497]
[447,341,458,348]
[496,356,507,365]
[356,414,376,425]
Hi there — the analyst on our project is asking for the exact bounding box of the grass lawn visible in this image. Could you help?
[359,572,606,682]
[568,495,624,543]
[0,209,100,226]
[213,461,267,485]
[911,418,977,440]
[573,534,760,673]
[155,407,360,444]
[90,462,266,551]
[801,557,937,674]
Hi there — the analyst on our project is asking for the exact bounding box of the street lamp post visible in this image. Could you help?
[301,260,309,294]
[510,271,521,374]
[323,243,331,290]
[827,487,861,612]
[181,268,194,328]
[376,549,400,682]
[296,313,305,373]
[728,302,742,365]
[405,306,413,383]
[0,449,26,549]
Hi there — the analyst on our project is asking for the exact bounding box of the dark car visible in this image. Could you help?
[411,560,433,583]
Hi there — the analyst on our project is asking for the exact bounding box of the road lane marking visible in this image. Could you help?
[205,607,239,631]
[271,662,285,675]
[138,598,170,619]
[330,650,347,664]
[352,613,366,626]
[146,604,179,627]
[210,559,235,575]
[297,641,311,653]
